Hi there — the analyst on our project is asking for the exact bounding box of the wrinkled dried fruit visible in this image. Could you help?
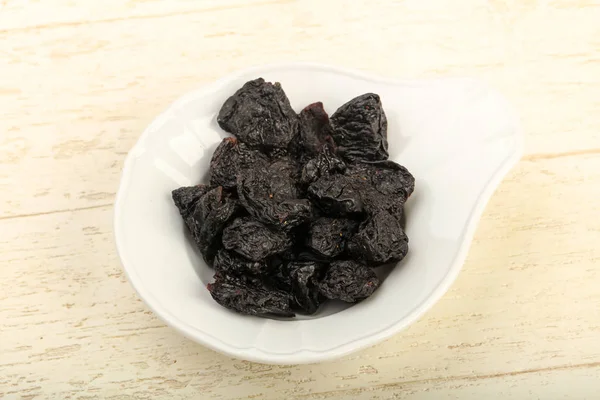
[348,160,415,200]
[209,137,269,189]
[288,262,323,314]
[172,185,209,218]
[307,217,359,259]
[222,217,292,261]
[307,174,364,216]
[238,164,311,230]
[182,186,239,263]
[217,78,298,152]
[292,102,334,162]
[348,210,409,266]
[300,145,346,188]
[331,93,388,162]
[318,260,380,302]
[172,79,415,318]
[208,278,294,317]
[214,248,272,276]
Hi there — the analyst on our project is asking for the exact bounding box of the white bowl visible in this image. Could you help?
[114,63,522,364]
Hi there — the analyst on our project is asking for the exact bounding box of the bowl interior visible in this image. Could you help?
[115,64,521,363]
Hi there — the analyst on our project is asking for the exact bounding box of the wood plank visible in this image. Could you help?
[1,0,599,219]
[298,366,600,399]
[1,154,599,398]
[0,0,295,32]
[1,0,599,218]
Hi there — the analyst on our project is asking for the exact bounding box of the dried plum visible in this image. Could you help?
[307,217,359,259]
[288,262,323,314]
[331,93,388,162]
[217,78,298,152]
[171,79,416,318]
[214,248,271,276]
[209,137,269,189]
[348,161,415,200]
[222,217,292,261]
[182,186,239,263]
[237,164,311,230]
[348,210,409,266]
[265,258,293,292]
[318,260,380,302]
[172,185,209,218]
[300,145,346,188]
[207,278,294,318]
[307,174,364,216]
[292,102,334,161]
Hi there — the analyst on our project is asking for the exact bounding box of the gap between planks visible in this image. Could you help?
[295,361,600,398]
[0,203,112,221]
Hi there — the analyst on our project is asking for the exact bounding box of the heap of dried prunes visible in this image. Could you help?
[172,78,415,318]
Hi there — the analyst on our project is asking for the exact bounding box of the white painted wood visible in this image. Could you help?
[1,0,599,398]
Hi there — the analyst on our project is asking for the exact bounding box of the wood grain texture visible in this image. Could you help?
[1,0,599,398]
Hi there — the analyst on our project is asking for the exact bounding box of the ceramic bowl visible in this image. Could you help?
[114,63,522,364]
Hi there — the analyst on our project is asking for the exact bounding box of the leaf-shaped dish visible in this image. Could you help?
[114,63,523,364]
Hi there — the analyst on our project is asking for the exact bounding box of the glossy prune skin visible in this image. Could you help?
[183,186,239,264]
[217,78,298,152]
[340,161,414,223]
[307,174,364,216]
[348,210,409,266]
[237,161,311,230]
[207,278,294,318]
[264,258,293,292]
[222,217,292,261]
[172,185,209,218]
[292,102,334,162]
[348,160,415,200]
[307,217,359,259]
[318,260,380,302]
[209,137,269,189]
[213,248,272,276]
[171,82,417,318]
[288,262,323,315]
[300,145,346,188]
[330,93,388,162]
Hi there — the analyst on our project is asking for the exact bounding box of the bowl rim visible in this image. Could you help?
[114,62,524,364]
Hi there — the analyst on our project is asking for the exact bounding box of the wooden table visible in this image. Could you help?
[2,1,599,398]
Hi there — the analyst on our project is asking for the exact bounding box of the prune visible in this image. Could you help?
[267,157,302,198]
[213,248,271,276]
[318,260,380,302]
[348,210,409,266]
[288,262,323,314]
[222,217,292,261]
[342,161,414,223]
[182,186,239,263]
[348,161,415,200]
[172,185,209,218]
[172,80,416,319]
[217,78,298,152]
[307,217,359,259]
[209,137,269,189]
[237,164,311,230]
[265,257,293,292]
[300,145,346,188]
[292,102,334,162]
[207,278,294,318]
[330,93,388,162]
[307,174,364,216]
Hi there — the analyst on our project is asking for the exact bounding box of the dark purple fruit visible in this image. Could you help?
[331,93,388,162]
[217,78,298,153]
[222,217,292,261]
[318,260,380,302]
